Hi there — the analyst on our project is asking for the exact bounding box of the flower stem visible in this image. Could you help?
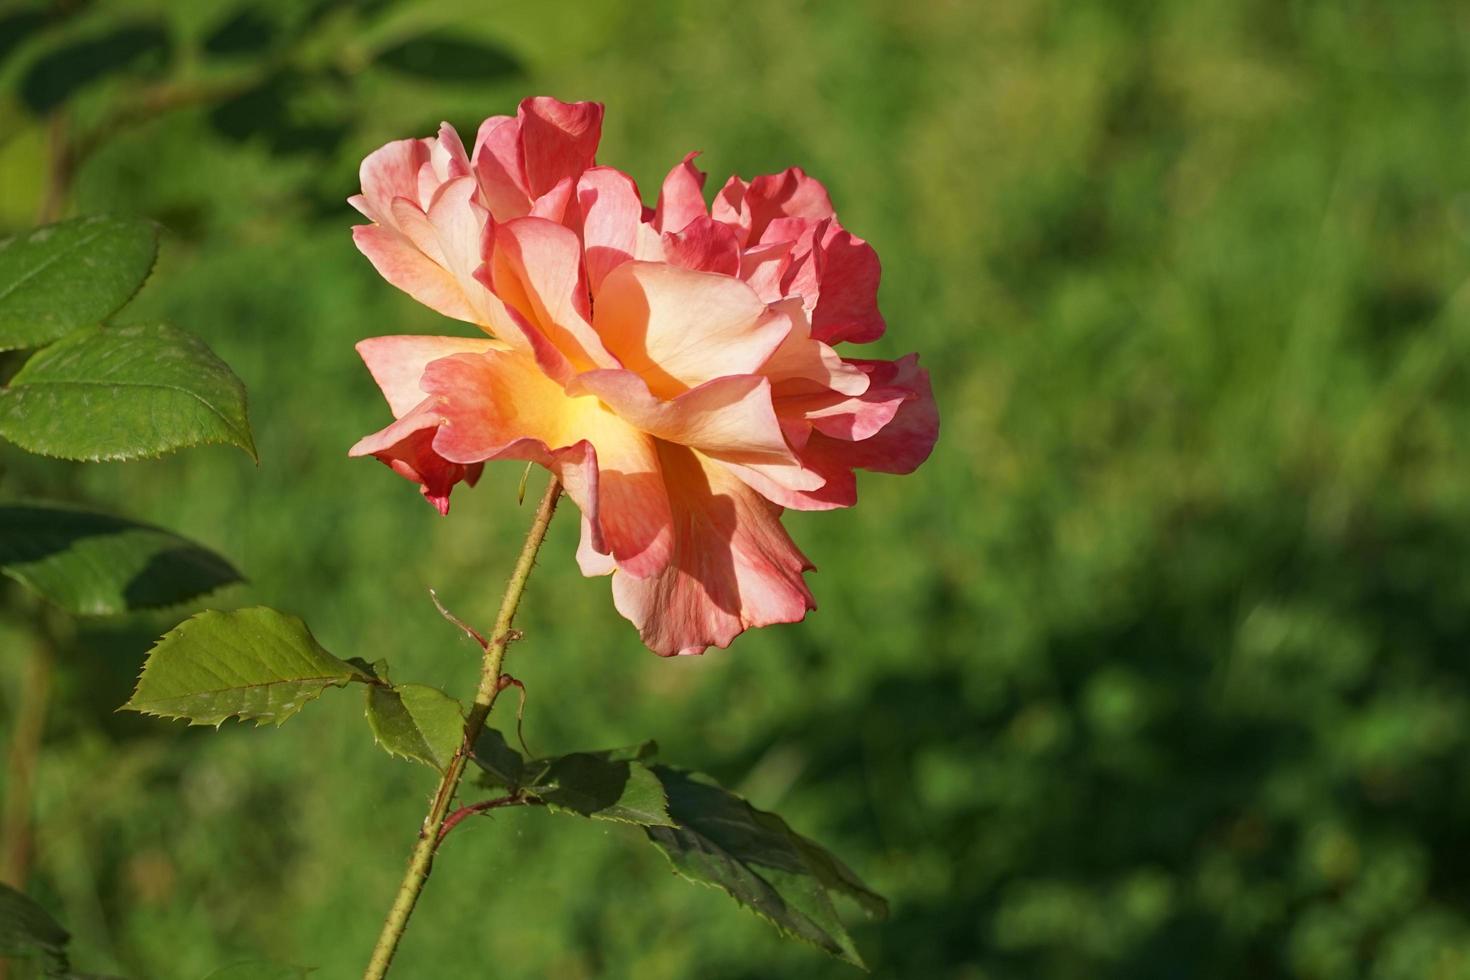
[362,477,563,980]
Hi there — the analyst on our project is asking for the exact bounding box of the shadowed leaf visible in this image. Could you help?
[124,607,370,727]
[0,501,241,616]
[642,767,887,968]
[0,215,158,352]
[0,882,69,974]
[365,683,464,771]
[527,753,673,826]
[19,22,170,114]
[471,728,526,791]
[373,33,521,84]
[0,322,256,461]
[203,9,280,57]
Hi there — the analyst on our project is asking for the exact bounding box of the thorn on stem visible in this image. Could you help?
[497,675,535,758]
[436,794,526,847]
[429,588,489,650]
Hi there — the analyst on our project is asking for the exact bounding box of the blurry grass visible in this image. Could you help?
[3,0,1470,977]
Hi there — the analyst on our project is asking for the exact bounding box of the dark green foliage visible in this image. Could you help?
[0,216,158,352]
[0,502,241,615]
[644,766,885,968]
[19,22,169,114]
[0,883,69,975]
[123,607,370,727]
[373,34,522,85]
[0,323,255,461]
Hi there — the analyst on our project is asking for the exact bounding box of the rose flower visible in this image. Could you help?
[349,97,937,656]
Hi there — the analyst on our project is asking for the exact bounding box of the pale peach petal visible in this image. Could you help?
[420,123,471,202]
[352,224,480,324]
[427,179,492,306]
[529,175,576,223]
[567,368,825,497]
[654,151,708,233]
[593,261,786,398]
[739,241,793,304]
[612,443,815,656]
[568,370,802,471]
[357,138,431,224]
[373,177,494,324]
[355,334,505,417]
[491,217,617,371]
[420,351,672,577]
[632,221,666,262]
[577,167,643,296]
[759,299,869,397]
[577,515,617,576]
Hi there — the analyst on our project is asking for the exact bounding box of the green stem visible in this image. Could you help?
[362,477,563,980]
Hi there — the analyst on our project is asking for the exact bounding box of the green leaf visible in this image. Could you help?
[0,215,158,351]
[365,683,464,771]
[469,735,671,825]
[470,728,525,791]
[0,501,242,616]
[123,607,369,727]
[199,962,312,980]
[0,882,69,975]
[526,753,673,827]
[0,322,256,462]
[642,767,887,969]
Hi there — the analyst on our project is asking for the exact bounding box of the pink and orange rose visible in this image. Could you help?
[349,97,937,656]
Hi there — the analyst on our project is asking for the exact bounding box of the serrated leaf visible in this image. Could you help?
[365,683,464,771]
[0,882,70,975]
[0,215,158,351]
[0,501,242,616]
[526,753,673,826]
[124,607,369,727]
[470,728,525,791]
[0,322,255,462]
[643,767,886,969]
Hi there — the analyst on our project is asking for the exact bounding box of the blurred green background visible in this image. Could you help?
[3,0,1470,977]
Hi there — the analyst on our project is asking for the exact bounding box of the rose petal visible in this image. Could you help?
[352,224,481,324]
[422,350,672,576]
[661,216,741,277]
[518,96,604,199]
[611,444,816,656]
[348,401,482,515]
[811,225,885,345]
[759,299,869,398]
[472,115,530,221]
[654,151,708,234]
[577,167,644,297]
[593,261,786,397]
[356,334,505,417]
[356,138,431,223]
[490,217,617,371]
